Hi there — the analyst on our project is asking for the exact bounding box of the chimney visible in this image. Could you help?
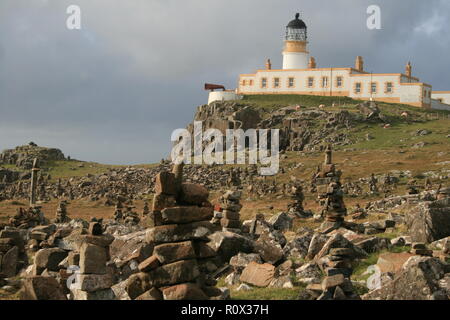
[308,57,316,69]
[265,59,272,70]
[355,56,364,72]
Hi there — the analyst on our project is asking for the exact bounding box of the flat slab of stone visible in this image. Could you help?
[377,252,415,273]
[20,276,67,300]
[161,206,213,224]
[240,262,275,287]
[77,273,114,292]
[146,221,214,244]
[162,283,208,300]
[179,183,209,205]
[149,259,200,287]
[153,241,196,264]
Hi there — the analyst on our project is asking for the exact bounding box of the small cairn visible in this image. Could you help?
[219,190,242,232]
[71,219,115,300]
[126,163,222,300]
[287,183,310,218]
[113,200,123,222]
[54,201,70,223]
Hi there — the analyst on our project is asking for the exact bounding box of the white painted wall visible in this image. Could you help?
[208,91,241,104]
[431,99,450,111]
[282,52,309,70]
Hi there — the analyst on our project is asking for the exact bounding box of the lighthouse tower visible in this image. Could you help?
[282,13,309,70]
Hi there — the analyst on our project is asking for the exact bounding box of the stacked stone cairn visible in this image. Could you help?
[70,220,115,300]
[219,190,242,232]
[315,248,360,300]
[125,163,222,300]
[54,201,70,223]
[315,145,347,232]
[287,183,309,218]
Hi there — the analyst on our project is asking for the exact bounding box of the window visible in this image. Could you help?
[273,77,280,88]
[288,77,295,88]
[355,82,362,94]
[307,77,314,88]
[249,80,253,86]
[321,77,329,88]
[242,80,246,86]
[261,78,267,88]
[336,76,343,88]
[371,82,377,94]
[385,82,393,93]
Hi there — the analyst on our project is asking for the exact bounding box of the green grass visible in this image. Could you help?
[43,160,118,180]
[230,286,302,300]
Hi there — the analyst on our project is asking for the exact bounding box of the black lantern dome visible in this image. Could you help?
[285,13,307,41]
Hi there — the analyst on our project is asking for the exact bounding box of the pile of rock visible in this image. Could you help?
[125,164,223,300]
[219,190,242,232]
[54,201,70,223]
[70,221,115,300]
[287,183,310,218]
[0,227,25,280]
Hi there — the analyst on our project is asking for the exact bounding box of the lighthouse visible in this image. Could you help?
[282,13,309,70]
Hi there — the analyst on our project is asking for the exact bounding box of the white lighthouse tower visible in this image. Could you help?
[282,13,309,70]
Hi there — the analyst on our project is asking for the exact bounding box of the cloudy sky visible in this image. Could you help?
[0,0,449,164]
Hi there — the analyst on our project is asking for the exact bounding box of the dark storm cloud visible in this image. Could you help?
[0,0,449,164]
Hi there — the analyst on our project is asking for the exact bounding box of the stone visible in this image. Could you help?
[72,288,115,300]
[161,206,213,224]
[135,287,163,300]
[79,243,107,274]
[152,193,177,212]
[229,253,262,270]
[222,210,240,220]
[363,256,447,300]
[406,199,450,243]
[220,218,241,229]
[193,242,216,259]
[77,273,113,292]
[1,246,19,277]
[240,262,275,287]
[153,241,196,264]
[138,255,160,272]
[88,222,103,235]
[179,183,209,205]
[268,212,293,232]
[236,283,252,291]
[126,272,152,299]
[155,171,177,195]
[20,276,67,300]
[34,248,68,273]
[376,252,415,273]
[80,234,114,247]
[322,274,345,290]
[207,231,254,262]
[146,221,214,244]
[254,233,284,264]
[162,283,208,300]
[148,259,200,287]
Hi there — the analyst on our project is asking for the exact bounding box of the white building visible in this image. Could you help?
[209,13,450,111]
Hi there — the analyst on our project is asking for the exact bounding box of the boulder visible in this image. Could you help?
[77,273,114,292]
[138,255,160,272]
[136,287,163,300]
[179,183,209,205]
[34,248,68,273]
[148,259,200,287]
[1,246,19,277]
[162,283,208,300]
[240,262,275,287]
[146,221,214,244]
[229,253,262,271]
[153,241,196,264]
[406,199,450,243]
[155,172,177,195]
[207,231,254,262]
[376,252,415,273]
[254,233,284,264]
[269,212,293,232]
[20,276,67,300]
[161,206,213,224]
[79,243,107,274]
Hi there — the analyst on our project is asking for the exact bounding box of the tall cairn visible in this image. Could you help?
[30,158,40,206]
[314,145,346,232]
[219,190,242,232]
[130,164,221,300]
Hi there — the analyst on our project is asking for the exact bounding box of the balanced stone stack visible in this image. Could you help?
[129,164,221,300]
[315,145,342,220]
[219,190,242,232]
[287,184,308,218]
[71,221,115,300]
[54,201,70,223]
